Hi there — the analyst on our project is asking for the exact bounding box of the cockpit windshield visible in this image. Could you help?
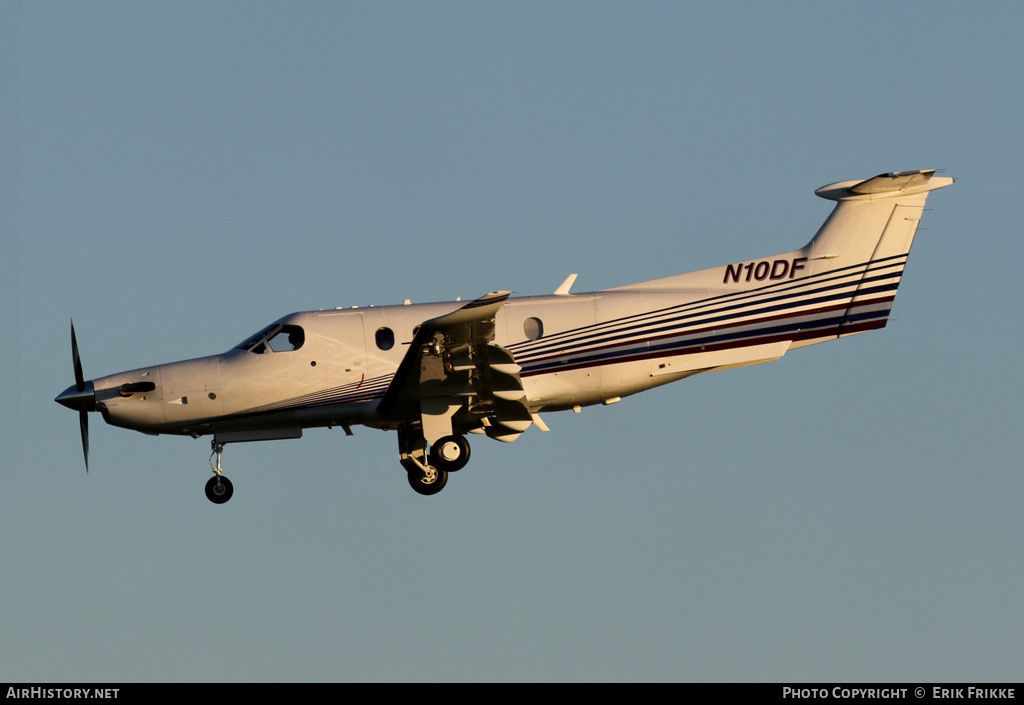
[234,324,305,354]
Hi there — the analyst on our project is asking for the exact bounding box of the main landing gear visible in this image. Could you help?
[206,441,233,504]
[407,463,448,496]
[398,427,471,496]
[429,434,471,473]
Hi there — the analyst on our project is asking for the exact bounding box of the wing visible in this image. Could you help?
[377,291,533,443]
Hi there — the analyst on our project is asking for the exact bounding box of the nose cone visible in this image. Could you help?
[55,380,96,412]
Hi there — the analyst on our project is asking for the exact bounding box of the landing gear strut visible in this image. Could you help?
[398,426,468,496]
[206,441,233,504]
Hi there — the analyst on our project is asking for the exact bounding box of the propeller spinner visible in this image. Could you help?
[55,320,96,472]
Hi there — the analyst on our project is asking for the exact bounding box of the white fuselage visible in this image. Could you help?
[90,252,852,440]
[81,169,954,447]
[94,287,719,438]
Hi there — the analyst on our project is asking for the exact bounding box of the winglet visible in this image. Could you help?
[554,274,578,295]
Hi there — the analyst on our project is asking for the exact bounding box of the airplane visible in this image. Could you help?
[56,169,953,503]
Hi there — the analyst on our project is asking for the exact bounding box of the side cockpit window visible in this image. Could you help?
[235,325,278,352]
[268,325,304,352]
[235,324,305,354]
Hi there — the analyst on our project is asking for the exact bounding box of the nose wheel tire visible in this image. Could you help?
[407,465,448,496]
[429,434,471,473]
[205,475,234,504]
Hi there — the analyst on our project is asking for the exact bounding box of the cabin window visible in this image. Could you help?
[375,327,395,350]
[524,317,543,341]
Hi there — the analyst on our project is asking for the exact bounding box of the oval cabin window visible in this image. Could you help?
[375,327,395,350]
[524,317,543,341]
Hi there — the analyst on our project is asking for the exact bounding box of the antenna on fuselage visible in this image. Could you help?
[553,274,578,295]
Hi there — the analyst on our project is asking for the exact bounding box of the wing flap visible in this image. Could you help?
[377,291,509,417]
[377,291,535,443]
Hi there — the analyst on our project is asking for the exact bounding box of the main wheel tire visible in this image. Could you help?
[205,475,234,504]
[429,434,471,472]
[407,465,448,496]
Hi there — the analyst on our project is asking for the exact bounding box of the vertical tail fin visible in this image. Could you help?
[803,170,954,339]
[599,169,953,359]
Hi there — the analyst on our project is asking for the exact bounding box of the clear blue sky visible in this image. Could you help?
[3,1,1022,682]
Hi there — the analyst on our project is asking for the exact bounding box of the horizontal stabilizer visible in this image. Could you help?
[816,170,954,201]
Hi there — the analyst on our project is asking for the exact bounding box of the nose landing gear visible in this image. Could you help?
[206,441,233,504]
[205,474,234,504]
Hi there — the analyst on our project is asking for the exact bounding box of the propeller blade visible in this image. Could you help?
[70,319,90,473]
[72,320,85,392]
[79,409,90,474]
